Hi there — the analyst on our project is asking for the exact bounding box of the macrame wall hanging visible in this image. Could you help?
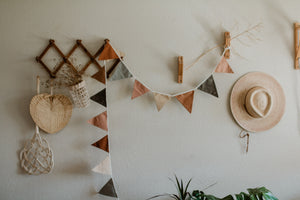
[28,23,263,197]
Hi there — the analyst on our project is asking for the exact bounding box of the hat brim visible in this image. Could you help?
[230,72,285,132]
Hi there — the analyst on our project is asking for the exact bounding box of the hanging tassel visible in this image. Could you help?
[239,130,249,153]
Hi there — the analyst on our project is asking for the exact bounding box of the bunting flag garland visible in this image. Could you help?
[90,88,106,107]
[198,75,218,97]
[131,80,150,99]
[109,61,132,81]
[214,56,234,73]
[91,67,106,84]
[88,111,108,131]
[175,91,195,113]
[92,156,112,175]
[91,135,109,152]
[99,178,118,198]
[153,93,171,111]
[98,42,119,61]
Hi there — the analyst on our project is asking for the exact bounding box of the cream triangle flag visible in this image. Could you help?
[92,156,112,175]
[153,93,171,111]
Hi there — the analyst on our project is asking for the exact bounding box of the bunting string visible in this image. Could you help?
[109,43,231,98]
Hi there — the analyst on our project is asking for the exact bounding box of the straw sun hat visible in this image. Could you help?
[230,72,285,133]
[30,94,73,134]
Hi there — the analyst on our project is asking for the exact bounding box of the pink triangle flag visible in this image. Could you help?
[88,111,108,131]
[131,80,150,99]
[214,56,234,73]
[175,91,195,113]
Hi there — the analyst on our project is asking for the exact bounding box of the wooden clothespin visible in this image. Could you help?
[294,23,300,69]
[224,32,231,59]
[178,56,183,83]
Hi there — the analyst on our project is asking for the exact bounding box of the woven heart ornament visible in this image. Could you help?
[30,94,73,134]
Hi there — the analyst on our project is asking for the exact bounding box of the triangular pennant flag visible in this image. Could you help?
[198,75,219,97]
[214,56,234,73]
[98,43,119,61]
[90,88,106,107]
[175,91,195,113]
[99,178,118,198]
[91,67,106,84]
[109,61,132,81]
[91,135,109,152]
[131,80,150,99]
[153,93,171,111]
[92,156,112,175]
[88,111,108,131]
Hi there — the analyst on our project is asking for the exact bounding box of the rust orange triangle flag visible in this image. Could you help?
[176,91,195,113]
[91,67,106,84]
[88,111,108,131]
[131,80,150,99]
[91,135,109,152]
[98,42,119,61]
[214,56,234,73]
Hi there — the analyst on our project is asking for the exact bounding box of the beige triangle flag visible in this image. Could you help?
[175,91,195,113]
[214,56,234,73]
[92,156,112,175]
[153,93,171,111]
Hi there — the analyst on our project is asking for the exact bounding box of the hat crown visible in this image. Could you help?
[245,86,273,118]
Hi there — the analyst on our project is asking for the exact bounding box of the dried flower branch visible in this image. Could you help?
[184,22,263,71]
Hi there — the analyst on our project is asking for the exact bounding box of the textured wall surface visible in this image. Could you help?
[1,0,300,199]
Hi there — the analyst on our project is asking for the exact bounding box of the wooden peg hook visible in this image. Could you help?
[178,56,183,83]
[224,32,231,59]
[294,23,300,69]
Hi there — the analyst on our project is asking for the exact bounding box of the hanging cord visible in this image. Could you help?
[104,60,120,200]
[239,130,250,153]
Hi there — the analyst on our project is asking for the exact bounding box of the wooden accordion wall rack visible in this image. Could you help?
[35,39,122,79]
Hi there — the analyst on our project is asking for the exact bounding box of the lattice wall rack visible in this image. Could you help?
[35,39,122,78]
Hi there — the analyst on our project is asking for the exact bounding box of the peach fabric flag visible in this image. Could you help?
[88,111,108,131]
[98,42,119,60]
[175,91,195,113]
[91,67,106,84]
[153,93,171,111]
[214,56,234,73]
[131,80,150,99]
[91,135,109,152]
[92,156,112,175]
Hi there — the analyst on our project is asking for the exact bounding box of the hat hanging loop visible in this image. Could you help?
[239,130,250,153]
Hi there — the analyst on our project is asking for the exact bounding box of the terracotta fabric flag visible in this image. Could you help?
[109,61,132,81]
[90,88,106,107]
[92,156,112,175]
[91,135,109,152]
[99,178,118,198]
[131,80,150,99]
[98,42,119,61]
[214,56,234,73]
[88,111,108,131]
[198,75,218,97]
[91,67,106,84]
[153,93,171,111]
[175,91,195,113]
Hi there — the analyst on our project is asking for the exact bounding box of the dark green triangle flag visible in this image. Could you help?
[90,88,106,107]
[99,178,118,198]
[198,75,218,97]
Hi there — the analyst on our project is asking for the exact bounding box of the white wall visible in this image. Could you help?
[1,0,300,199]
